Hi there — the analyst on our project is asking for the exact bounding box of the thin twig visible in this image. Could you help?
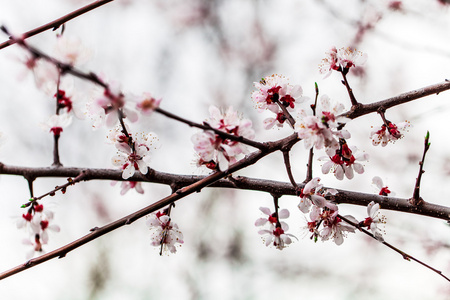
[339,214,450,282]
[155,107,267,150]
[0,0,114,50]
[341,71,359,107]
[410,131,431,206]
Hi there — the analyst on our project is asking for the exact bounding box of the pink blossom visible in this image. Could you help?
[192,106,255,171]
[320,210,357,245]
[146,211,184,254]
[54,36,92,66]
[320,143,369,180]
[112,181,145,195]
[370,121,411,147]
[297,177,338,213]
[255,206,297,250]
[111,132,158,179]
[252,74,304,128]
[319,47,367,78]
[136,92,161,115]
[360,201,386,242]
[41,113,72,136]
[372,176,394,196]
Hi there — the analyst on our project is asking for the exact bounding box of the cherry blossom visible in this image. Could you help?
[320,142,369,180]
[370,121,411,147]
[372,176,394,196]
[87,81,138,128]
[252,74,304,128]
[254,206,290,228]
[297,177,338,213]
[54,36,92,66]
[296,96,350,150]
[319,47,367,78]
[192,106,255,171]
[111,132,158,179]
[320,210,357,245]
[255,206,297,250]
[146,211,184,254]
[360,201,386,242]
[136,92,161,115]
[41,113,72,136]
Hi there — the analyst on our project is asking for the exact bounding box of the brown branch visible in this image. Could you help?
[155,107,267,150]
[0,0,114,50]
[0,133,299,280]
[341,80,450,119]
[1,162,450,221]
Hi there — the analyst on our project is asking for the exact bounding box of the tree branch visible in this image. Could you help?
[0,0,114,50]
[341,80,450,119]
[1,162,449,221]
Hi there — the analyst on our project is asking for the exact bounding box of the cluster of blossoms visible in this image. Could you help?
[320,141,369,180]
[296,95,350,151]
[319,46,368,78]
[146,210,184,254]
[109,127,158,179]
[251,74,304,129]
[17,202,60,259]
[255,207,297,250]
[192,105,255,171]
[370,121,411,147]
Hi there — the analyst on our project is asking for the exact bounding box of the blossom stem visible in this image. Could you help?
[339,214,450,282]
[273,99,295,128]
[155,107,267,150]
[410,132,431,206]
[52,134,62,167]
[341,71,359,106]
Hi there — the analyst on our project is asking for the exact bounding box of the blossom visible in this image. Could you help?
[54,36,92,66]
[192,106,255,171]
[255,206,297,250]
[297,177,338,213]
[320,210,357,245]
[41,113,72,136]
[252,74,304,128]
[87,80,138,128]
[255,207,290,228]
[296,96,350,150]
[136,92,161,115]
[18,203,60,257]
[112,180,145,195]
[319,47,367,78]
[320,143,369,180]
[370,121,411,147]
[111,132,158,179]
[146,211,184,254]
[372,176,394,196]
[360,201,385,242]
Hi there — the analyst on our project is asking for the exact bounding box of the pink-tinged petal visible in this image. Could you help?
[353,163,364,174]
[135,183,145,194]
[322,161,333,174]
[259,207,271,216]
[106,111,119,127]
[124,108,139,123]
[255,218,268,226]
[335,166,345,180]
[298,198,312,213]
[136,160,149,175]
[122,164,135,179]
[343,166,354,179]
[372,176,383,189]
[278,209,290,219]
[334,232,344,245]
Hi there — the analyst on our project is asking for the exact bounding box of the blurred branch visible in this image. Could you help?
[1,162,449,221]
[0,0,114,50]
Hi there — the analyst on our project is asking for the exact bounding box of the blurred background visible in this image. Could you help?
[0,0,450,299]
